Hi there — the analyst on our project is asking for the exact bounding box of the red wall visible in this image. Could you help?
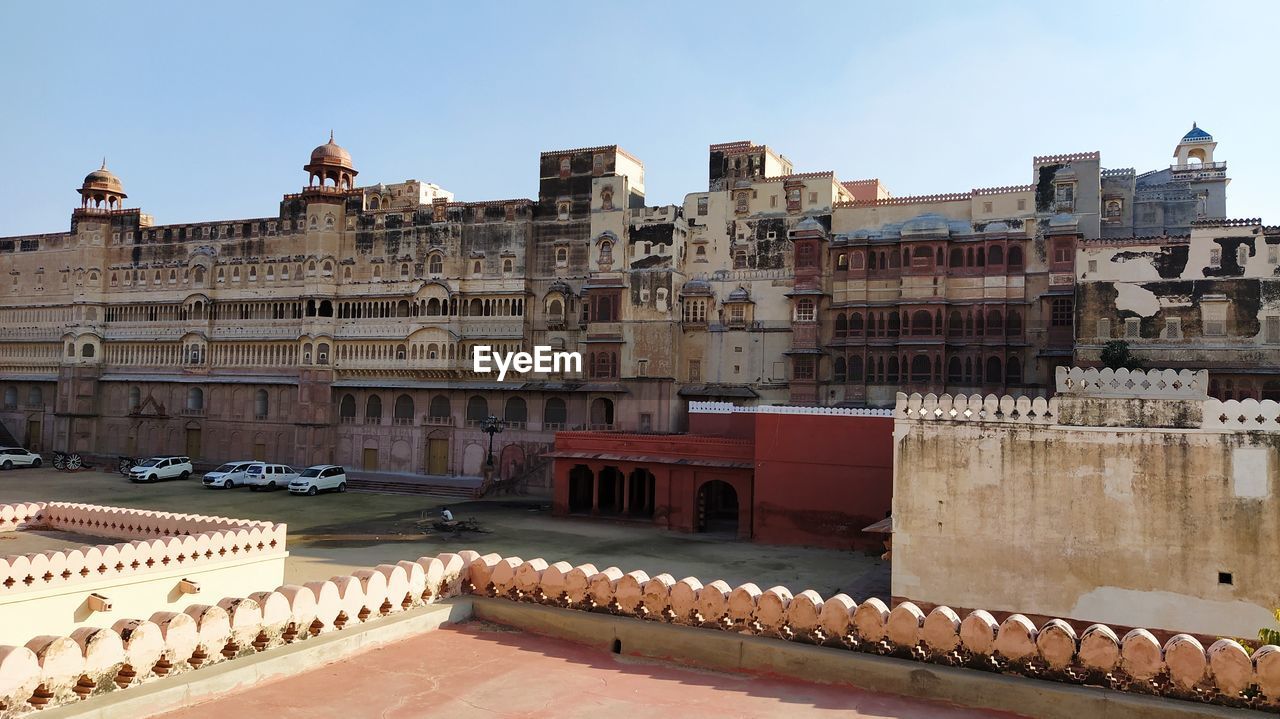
[749,413,893,550]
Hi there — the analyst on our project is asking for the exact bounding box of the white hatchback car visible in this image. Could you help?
[201,461,257,489]
[244,463,299,492]
[128,456,193,483]
[289,465,348,496]
[0,447,42,470]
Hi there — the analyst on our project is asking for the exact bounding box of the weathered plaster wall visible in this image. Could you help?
[893,410,1280,637]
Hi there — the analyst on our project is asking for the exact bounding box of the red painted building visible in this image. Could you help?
[549,402,893,549]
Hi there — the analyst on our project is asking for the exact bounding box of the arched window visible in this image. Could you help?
[366,395,383,421]
[505,397,527,426]
[836,254,848,271]
[254,389,269,419]
[985,356,1002,384]
[2,387,15,410]
[193,267,205,285]
[400,263,410,278]
[548,298,564,318]
[317,342,330,364]
[128,386,141,412]
[989,245,1004,266]
[473,261,482,274]
[848,312,864,336]
[429,395,450,419]
[1007,245,1024,270]
[339,394,356,422]
[948,356,962,383]
[1006,356,1023,385]
[396,343,407,360]
[544,397,567,428]
[81,344,95,358]
[887,312,900,337]
[887,356,900,383]
[466,396,489,425]
[911,310,933,336]
[910,355,931,382]
[1006,310,1022,336]
[834,357,847,382]
[503,258,514,274]
[986,309,1003,336]
[186,387,204,411]
[834,313,847,338]
[24,386,41,407]
[848,356,863,381]
[394,394,414,425]
[373,265,382,280]
[343,266,352,280]
[949,310,963,336]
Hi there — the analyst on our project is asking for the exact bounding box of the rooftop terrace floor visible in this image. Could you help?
[149,622,1025,719]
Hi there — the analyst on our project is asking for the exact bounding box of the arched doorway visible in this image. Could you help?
[627,468,655,518]
[568,465,594,513]
[499,443,526,480]
[696,480,739,535]
[462,443,485,476]
[597,466,624,514]
[590,397,614,429]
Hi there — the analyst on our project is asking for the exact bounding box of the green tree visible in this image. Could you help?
[1100,340,1143,371]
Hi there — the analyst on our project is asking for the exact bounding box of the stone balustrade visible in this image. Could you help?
[894,392,1059,424]
[1203,398,1280,430]
[0,503,285,598]
[1055,367,1209,400]
[3,550,1279,715]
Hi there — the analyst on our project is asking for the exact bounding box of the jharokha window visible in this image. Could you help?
[793,356,815,380]
[795,298,816,322]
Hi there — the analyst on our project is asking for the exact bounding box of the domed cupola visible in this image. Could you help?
[1174,122,1218,165]
[78,159,127,210]
[304,132,358,190]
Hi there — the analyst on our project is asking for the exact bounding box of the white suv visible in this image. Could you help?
[128,456,193,483]
[244,463,299,492]
[201,461,257,489]
[0,447,42,470]
[289,465,348,496]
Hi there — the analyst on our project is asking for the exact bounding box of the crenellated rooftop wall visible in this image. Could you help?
[0,503,287,647]
[0,551,1276,716]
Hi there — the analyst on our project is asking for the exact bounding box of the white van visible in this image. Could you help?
[201,461,258,489]
[244,463,299,491]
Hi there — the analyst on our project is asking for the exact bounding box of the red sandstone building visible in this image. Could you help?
[550,402,893,549]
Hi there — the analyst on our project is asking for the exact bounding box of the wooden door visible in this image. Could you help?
[362,448,378,471]
[185,429,202,459]
[26,420,41,452]
[427,438,448,475]
[253,442,267,460]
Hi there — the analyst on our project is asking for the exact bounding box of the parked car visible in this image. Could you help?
[201,460,258,489]
[244,463,299,491]
[289,465,348,496]
[0,447,42,470]
[127,456,193,483]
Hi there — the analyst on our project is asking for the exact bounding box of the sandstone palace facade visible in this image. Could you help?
[1,126,1272,479]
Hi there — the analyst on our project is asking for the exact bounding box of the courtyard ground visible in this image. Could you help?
[0,466,888,598]
[148,621,1023,719]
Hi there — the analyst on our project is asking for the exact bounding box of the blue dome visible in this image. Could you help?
[1182,123,1212,142]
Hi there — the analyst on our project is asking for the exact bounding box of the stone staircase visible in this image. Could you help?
[344,471,482,499]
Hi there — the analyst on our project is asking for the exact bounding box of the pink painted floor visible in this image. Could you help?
[151,623,1025,719]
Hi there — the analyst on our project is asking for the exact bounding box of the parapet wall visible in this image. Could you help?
[0,552,1276,717]
[0,503,287,646]
[891,367,1280,641]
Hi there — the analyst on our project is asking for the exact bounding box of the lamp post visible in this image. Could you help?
[481,415,504,468]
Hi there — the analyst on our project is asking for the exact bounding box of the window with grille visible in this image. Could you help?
[1125,318,1140,338]
[1164,317,1182,339]
[796,299,816,322]
[1267,316,1280,344]
[1096,318,1111,339]
[688,360,701,382]
[1051,298,1073,326]
[1203,304,1227,336]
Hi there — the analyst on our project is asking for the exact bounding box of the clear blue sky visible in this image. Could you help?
[1,0,1276,236]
